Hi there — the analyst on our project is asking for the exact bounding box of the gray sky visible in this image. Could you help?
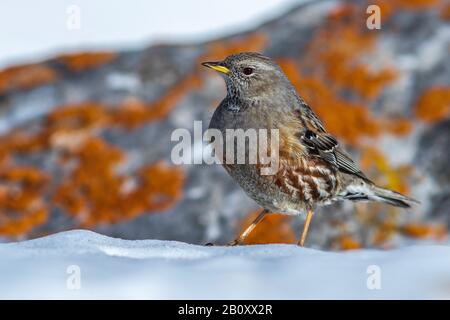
[0,0,304,68]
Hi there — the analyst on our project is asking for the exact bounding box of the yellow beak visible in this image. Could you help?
[201,61,230,74]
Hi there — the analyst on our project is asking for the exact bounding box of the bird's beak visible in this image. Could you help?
[201,61,230,74]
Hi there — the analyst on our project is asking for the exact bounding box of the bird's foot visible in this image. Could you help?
[204,240,242,246]
[226,239,241,246]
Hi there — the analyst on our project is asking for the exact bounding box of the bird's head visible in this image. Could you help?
[202,52,291,101]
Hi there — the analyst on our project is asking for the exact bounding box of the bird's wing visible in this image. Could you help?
[297,102,326,133]
[294,103,370,182]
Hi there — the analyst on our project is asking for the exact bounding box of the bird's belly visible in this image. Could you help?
[223,163,295,212]
[223,158,341,214]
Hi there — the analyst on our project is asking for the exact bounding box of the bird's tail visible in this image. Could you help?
[369,185,419,208]
[343,182,420,208]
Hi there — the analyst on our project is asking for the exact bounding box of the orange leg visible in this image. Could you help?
[298,209,314,247]
[228,209,268,246]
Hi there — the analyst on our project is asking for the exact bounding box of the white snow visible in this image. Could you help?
[1,230,450,299]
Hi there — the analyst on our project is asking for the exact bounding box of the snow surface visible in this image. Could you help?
[1,230,450,299]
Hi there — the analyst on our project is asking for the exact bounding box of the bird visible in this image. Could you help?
[201,52,419,247]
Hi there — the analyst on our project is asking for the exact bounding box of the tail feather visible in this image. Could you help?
[370,185,420,208]
[343,183,420,208]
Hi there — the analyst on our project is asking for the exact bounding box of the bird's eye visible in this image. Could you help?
[242,67,254,75]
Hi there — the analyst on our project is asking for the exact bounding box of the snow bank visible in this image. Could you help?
[1,230,449,299]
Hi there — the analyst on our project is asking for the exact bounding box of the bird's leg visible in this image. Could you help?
[227,209,269,246]
[298,209,314,247]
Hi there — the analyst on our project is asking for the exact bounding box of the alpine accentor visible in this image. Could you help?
[202,52,418,247]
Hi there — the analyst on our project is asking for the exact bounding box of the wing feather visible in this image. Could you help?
[294,103,371,182]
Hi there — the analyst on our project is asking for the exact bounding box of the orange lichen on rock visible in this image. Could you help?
[360,146,413,195]
[53,138,185,226]
[356,145,420,247]
[330,64,397,100]
[47,103,111,149]
[57,52,117,72]
[0,63,57,94]
[279,59,382,145]
[372,224,396,246]
[2,84,203,154]
[337,235,362,250]
[0,93,189,231]
[327,2,358,22]
[304,19,397,101]
[201,33,267,63]
[47,103,110,131]
[330,0,395,24]
[415,86,450,123]
[0,102,111,154]
[112,97,151,129]
[392,0,439,10]
[441,2,450,20]
[113,74,202,129]
[374,221,447,245]
[0,166,49,237]
[369,0,396,22]
[53,137,125,225]
[240,211,296,245]
[401,223,447,240]
[126,162,185,213]
[370,0,443,22]
[0,130,48,154]
[384,118,413,136]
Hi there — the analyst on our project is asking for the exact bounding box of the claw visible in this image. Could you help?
[226,240,240,246]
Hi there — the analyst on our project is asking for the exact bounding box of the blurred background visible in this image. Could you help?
[0,0,449,250]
